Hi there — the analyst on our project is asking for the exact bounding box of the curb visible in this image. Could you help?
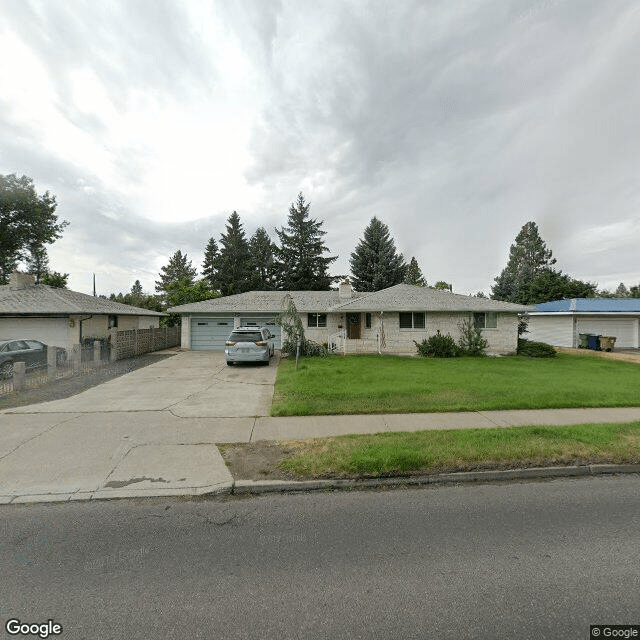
[230,464,640,495]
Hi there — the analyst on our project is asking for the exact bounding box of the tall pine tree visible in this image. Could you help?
[202,237,218,290]
[214,211,253,296]
[26,243,50,284]
[249,227,278,290]
[155,250,197,301]
[491,221,556,304]
[275,193,338,290]
[349,217,407,292]
[404,256,426,286]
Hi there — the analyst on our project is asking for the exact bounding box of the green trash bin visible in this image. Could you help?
[578,333,589,349]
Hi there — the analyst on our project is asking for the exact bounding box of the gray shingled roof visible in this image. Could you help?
[168,290,367,313]
[169,284,528,314]
[0,284,164,316]
[332,284,529,312]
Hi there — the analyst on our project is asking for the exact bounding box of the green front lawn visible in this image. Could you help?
[271,353,640,416]
[279,422,640,477]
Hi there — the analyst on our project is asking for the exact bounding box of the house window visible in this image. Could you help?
[473,312,497,329]
[399,312,426,329]
[108,315,118,329]
[307,313,327,328]
[365,313,371,329]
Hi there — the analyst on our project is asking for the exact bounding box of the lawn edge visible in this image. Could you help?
[230,464,640,494]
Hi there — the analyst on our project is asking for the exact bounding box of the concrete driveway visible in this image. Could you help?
[0,351,278,503]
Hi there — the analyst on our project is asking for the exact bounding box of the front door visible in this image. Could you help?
[346,313,361,339]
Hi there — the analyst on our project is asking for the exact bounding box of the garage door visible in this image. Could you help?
[240,316,282,349]
[576,317,637,348]
[191,317,234,350]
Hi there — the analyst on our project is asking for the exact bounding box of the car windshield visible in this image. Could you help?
[229,331,263,342]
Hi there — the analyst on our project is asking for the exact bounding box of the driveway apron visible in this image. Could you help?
[0,351,278,503]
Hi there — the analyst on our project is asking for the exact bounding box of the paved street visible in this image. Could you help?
[2,475,639,639]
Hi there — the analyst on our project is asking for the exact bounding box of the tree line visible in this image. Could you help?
[2,173,638,308]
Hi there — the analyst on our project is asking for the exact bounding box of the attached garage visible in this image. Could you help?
[239,316,282,349]
[576,317,638,348]
[190,317,234,350]
[527,299,640,349]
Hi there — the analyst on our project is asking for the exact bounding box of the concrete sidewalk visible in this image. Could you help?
[2,350,640,504]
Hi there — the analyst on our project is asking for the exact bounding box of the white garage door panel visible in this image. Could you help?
[0,318,71,350]
[527,316,574,347]
[191,317,234,350]
[576,317,637,348]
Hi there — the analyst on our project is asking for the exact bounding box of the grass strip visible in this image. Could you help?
[278,422,640,477]
[271,353,640,416]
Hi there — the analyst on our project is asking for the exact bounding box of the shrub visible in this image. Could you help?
[517,338,556,358]
[457,318,488,356]
[281,338,328,358]
[414,331,460,358]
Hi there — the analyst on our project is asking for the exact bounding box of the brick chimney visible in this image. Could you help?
[338,277,353,299]
[9,271,36,288]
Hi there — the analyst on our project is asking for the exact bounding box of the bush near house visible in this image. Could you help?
[517,338,556,358]
[414,331,459,358]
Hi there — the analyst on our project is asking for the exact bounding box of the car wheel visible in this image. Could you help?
[1,361,14,380]
[226,361,234,366]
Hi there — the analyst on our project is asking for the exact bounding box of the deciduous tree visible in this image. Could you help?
[0,174,68,284]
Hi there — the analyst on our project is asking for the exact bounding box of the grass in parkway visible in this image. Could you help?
[277,422,640,477]
[271,353,640,416]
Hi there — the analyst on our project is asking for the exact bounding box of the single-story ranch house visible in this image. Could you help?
[526,298,640,348]
[0,272,163,351]
[169,281,528,355]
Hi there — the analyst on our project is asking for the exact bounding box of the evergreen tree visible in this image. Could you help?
[491,221,556,304]
[275,193,338,290]
[404,256,426,286]
[526,268,597,303]
[249,226,278,290]
[615,282,629,297]
[213,211,253,296]
[202,237,218,290]
[129,280,144,306]
[349,217,407,292]
[628,284,640,298]
[155,250,197,296]
[41,271,68,288]
[26,243,50,283]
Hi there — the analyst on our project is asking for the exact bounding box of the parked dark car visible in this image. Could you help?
[0,339,67,379]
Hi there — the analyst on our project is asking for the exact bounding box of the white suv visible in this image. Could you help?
[225,327,275,365]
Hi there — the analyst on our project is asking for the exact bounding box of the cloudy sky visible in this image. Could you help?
[1,0,639,296]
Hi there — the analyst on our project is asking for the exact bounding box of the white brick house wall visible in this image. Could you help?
[298,311,519,355]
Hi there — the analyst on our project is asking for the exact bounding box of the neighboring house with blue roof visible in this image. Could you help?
[525,298,640,348]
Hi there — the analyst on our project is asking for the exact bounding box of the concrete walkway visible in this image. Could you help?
[2,350,640,504]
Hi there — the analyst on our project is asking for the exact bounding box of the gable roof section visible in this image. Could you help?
[533,298,640,313]
[169,284,528,314]
[168,290,366,313]
[0,284,163,316]
[332,284,528,312]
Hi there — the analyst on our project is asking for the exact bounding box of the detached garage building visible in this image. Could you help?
[526,299,640,348]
